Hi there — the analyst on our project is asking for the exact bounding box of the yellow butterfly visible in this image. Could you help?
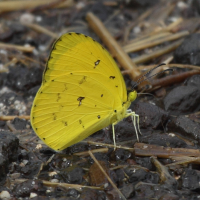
[31,32,139,151]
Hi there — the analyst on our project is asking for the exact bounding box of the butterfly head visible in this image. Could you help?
[128,90,137,102]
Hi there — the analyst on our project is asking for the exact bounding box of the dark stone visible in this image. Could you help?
[61,166,84,184]
[166,115,200,146]
[20,161,43,179]
[121,183,135,199]
[0,28,14,42]
[174,33,200,65]
[13,179,46,198]
[180,169,200,191]
[114,148,132,161]
[79,188,106,200]
[11,117,28,130]
[164,85,200,115]
[130,102,169,129]
[145,172,160,184]
[0,121,6,128]
[0,73,7,88]
[185,74,200,87]
[192,0,200,15]
[67,189,79,198]
[6,65,42,92]
[125,168,147,184]
[135,157,155,170]
[159,193,180,200]
[124,0,158,7]
[0,155,8,186]
[115,169,125,187]
[135,182,158,198]
[0,131,19,161]
[66,143,88,154]
[141,132,188,148]
[135,182,177,199]
[49,154,73,170]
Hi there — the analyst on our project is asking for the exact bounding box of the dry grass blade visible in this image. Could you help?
[0,115,30,120]
[132,39,183,64]
[74,148,109,156]
[0,43,34,53]
[13,178,103,191]
[0,0,74,13]
[135,143,200,158]
[85,141,134,151]
[123,31,189,53]
[88,151,127,200]
[22,23,58,39]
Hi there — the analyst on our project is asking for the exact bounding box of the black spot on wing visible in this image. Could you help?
[94,60,100,68]
[77,97,85,106]
[79,76,87,84]
[62,121,68,126]
[109,76,115,79]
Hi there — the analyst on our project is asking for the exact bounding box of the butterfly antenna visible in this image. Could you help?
[132,63,167,90]
[137,92,156,98]
[132,67,173,90]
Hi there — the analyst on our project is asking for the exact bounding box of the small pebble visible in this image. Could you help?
[51,179,59,183]
[20,13,35,24]
[30,193,37,198]
[0,191,11,200]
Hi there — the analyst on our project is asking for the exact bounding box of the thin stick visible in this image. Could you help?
[123,31,189,53]
[13,178,103,191]
[74,148,108,156]
[88,151,127,200]
[126,32,171,48]
[151,69,200,88]
[85,141,134,151]
[0,43,34,53]
[22,22,58,39]
[0,0,74,13]
[137,63,200,71]
[86,12,140,79]
[0,115,30,120]
[132,39,183,64]
[166,17,183,31]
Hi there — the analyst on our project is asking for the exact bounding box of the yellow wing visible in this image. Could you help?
[31,32,128,151]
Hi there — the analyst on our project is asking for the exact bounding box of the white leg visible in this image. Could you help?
[112,123,116,149]
[135,114,142,135]
[130,113,139,141]
[126,110,142,142]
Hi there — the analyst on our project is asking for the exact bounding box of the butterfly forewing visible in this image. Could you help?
[31,32,128,150]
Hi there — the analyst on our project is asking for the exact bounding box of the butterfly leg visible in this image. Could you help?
[112,123,117,149]
[130,112,139,141]
[126,109,142,141]
[136,113,142,135]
